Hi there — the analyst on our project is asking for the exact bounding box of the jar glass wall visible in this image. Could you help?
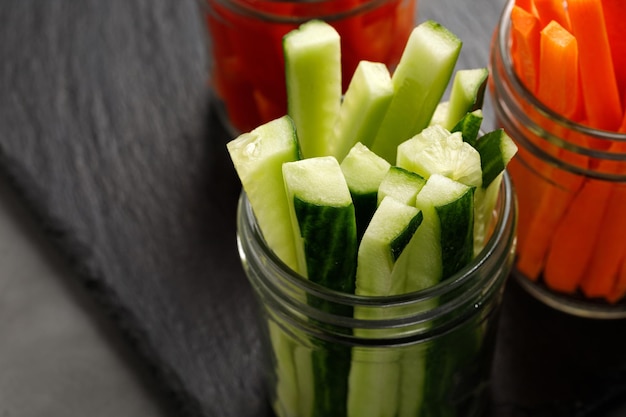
[489,0,626,318]
[236,174,517,417]
[204,0,417,135]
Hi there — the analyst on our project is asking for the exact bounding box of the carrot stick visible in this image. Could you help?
[542,177,612,293]
[532,0,571,31]
[568,0,623,132]
[601,0,626,107]
[579,183,626,298]
[510,5,541,94]
[578,113,626,299]
[536,20,582,119]
[515,20,587,281]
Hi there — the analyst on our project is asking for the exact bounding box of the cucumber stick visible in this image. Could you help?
[392,173,475,293]
[473,129,517,254]
[355,196,423,297]
[443,68,489,130]
[227,116,302,417]
[282,156,357,417]
[348,196,423,417]
[226,115,300,270]
[284,20,341,159]
[330,61,394,161]
[391,174,474,417]
[371,20,462,163]
[340,142,391,241]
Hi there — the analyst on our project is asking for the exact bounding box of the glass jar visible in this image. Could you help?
[235,173,517,417]
[204,0,417,135]
[490,0,626,318]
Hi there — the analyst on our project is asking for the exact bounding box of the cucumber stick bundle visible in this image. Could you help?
[227,18,517,417]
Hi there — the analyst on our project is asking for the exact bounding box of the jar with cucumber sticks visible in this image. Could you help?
[489,0,626,318]
[235,172,517,417]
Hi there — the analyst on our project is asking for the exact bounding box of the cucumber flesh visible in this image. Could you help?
[396,124,451,169]
[377,166,426,207]
[451,109,484,147]
[443,68,489,130]
[348,196,423,417]
[284,20,342,158]
[330,61,394,162]
[392,174,475,293]
[371,20,462,163]
[340,142,391,242]
[392,174,474,417]
[471,129,516,254]
[227,115,300,270]
[356,196,423,296]
[282,156,357,417]
[397,128,483,188]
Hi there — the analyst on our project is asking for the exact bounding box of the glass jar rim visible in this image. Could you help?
[495,0,626,143]
[206,0,392,24]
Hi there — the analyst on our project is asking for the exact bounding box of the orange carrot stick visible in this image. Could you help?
[580,183,626,299]
[515,19,587,281]
[542,177,612,293]
[510,5,541,94]
[578,114,626,299]
[532,0,571,31]
[601,0,626,107]
[536,20,582,119]
[568,0,623,132]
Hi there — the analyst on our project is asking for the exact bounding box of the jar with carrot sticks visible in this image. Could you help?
[490,0,626,318]
[204,0,417,135]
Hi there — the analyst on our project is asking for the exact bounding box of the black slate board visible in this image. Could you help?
[1,0,626,416]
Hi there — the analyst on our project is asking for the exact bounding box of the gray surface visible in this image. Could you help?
[0,177,174,416]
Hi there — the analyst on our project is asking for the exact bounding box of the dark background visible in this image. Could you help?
[1,0,625,416]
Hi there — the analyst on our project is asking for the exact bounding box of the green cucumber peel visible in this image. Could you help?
[371,20,462,163]
[340,142,391,242]
[474,128,518,188]
[282,156,357,289]
[451,109,484,147]
[392,174,475,293]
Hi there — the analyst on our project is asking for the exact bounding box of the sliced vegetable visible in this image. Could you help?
[355,196,423,296]
[371,20,462,163]
[340,142,391,241]
[510,5,541,94]
[393,174,475,293]
[330,60,394,161]
[284,20,342,158]
[568,0,622,131]
[443,68,489,131]
[226,115,300,270]
[397,127,483,189]
[282,156,357,417]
